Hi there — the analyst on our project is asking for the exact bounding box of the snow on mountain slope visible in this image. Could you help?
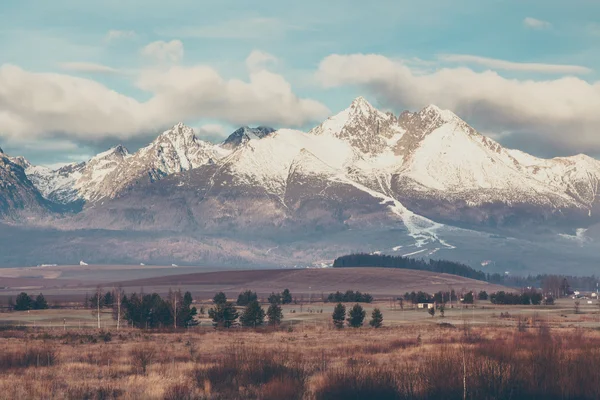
[309,96,404,154]
[88,123,230,200]
[223,128,354,197]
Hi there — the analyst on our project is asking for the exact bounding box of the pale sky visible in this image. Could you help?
[1,0,599,166]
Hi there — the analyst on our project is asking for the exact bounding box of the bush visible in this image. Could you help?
[130,344,156,374]
[314,367,401,400]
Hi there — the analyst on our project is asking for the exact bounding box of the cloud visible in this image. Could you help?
[196,124,227,137]
[439,54,591,75]
[245,50,278,72]
[0,56,328,143]
[523,17,551,30]
[141,40,184,63]
[316,53,600,155]
[59,62,120,74]
[106,30,136,41]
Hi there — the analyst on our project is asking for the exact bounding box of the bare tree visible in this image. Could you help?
[113,285,123,330]
[95,285,103,329]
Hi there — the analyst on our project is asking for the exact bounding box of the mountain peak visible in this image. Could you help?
[417,104,460,124]
[222,126,276,149]
[93,145,130,161]
[349,96,376,115]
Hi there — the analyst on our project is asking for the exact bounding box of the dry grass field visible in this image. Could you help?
[1,300,600,399]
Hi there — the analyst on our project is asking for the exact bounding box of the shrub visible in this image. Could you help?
[314,367,401,400]
[130,344,156,374]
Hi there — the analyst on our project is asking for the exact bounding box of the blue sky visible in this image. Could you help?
[1,0,599,166]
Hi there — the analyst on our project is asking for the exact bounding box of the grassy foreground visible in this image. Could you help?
[1,319,600,400]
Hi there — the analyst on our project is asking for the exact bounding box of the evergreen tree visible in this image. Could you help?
[347,303,366,328]
[369,308,383,328]
[428,307,435,317]
[267,292,282,305]
[33,293,48,310]
[332,303,346,328]
[213,292,227,305]
[478,291,488,300]
[14,292,32,311]
[462,292,474,304]
[103,291,114,307]
[240,300,265,327]
[282,289,293,304]
[267,303,283,325]
[178,291,199,327]
[208,301,239,328]
[236,290,258,306]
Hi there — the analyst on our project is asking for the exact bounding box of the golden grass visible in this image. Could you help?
[1,322,600,399]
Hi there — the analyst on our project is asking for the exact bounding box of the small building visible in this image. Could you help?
[417,303,434,309]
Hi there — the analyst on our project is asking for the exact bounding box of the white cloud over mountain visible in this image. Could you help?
[317,53,600,154]
[0,51,329,142]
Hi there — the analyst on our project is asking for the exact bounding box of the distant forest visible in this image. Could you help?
[333,253,600,292]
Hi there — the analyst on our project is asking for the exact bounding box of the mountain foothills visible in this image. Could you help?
[2,97,600,272]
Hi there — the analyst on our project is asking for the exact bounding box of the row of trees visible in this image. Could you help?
[11,292,48,311]
[327,290,373,303]
[237,289,293,306]
[332,303,383,328]
[333,253,487,281]
[489,290,543,305]
[209,292,283,328]
[121,290,198,329]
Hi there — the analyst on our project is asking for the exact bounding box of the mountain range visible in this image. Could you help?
[1,97,599,273]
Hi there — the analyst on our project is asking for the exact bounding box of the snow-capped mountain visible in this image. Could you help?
[221,126,276,150]
[0,148,52,218]
[4,96,600,269]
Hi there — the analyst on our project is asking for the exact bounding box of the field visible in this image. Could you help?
[0,266,510,303]
[2,266,600,399]
[1,311,600,399]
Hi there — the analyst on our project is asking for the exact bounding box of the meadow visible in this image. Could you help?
[1,298,600,399]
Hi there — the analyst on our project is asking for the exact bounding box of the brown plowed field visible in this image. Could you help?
[112,267,510,298]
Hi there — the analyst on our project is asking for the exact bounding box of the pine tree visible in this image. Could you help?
[332,303,346,328]
[240,300,265,327]
[14,292,32,311]
[282,289,293,304]
[347,303,366,328]
[236,290,258,306]
[213,292,227,305]
[369,308,383,328]
[33,293,48,310]
[267,292,282,305]
[208,301,239,328]
[267,303,283,325]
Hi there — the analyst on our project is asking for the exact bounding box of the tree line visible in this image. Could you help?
[326,290,373,303]
[332,302,383,328]
[334,253,599,295]
[9,292,49,311]
[208,290,287,328]
[333,253,487,281]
